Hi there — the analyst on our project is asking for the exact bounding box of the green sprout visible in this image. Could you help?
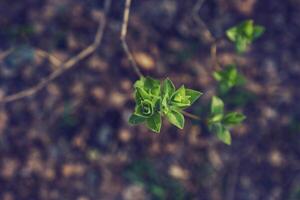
[208,96,246,145]
[213,64,246,94]
[226,20,265,53]
[129,77,202,133]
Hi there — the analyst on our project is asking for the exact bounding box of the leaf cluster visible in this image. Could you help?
[208,96,246,145]
[213,64,246,94]
[129,77,202,133]
[226,20,265,53]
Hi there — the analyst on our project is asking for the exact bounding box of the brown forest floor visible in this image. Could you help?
[0,0,300,200]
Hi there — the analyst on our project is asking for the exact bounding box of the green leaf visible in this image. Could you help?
[166,109,185,129]
[135,87,151,101]
[236,36,249,53]
[144,77,161,96]
[214,65,240,94]
[226,20,265,54]
[226,27,238,42]
[146,112,162,133]
[211,96,224,115]
[218,127,231,145]
[208,113,224,124]
[135,99,154,118]
[209,123,231,145]
[253,25,265,40]
[172,85,186,101]
[223,112,246,126]
[170,85,191,108]
[134,76,161,97]
[185,89,202,105]
[241,20,254,38]
[213,71,222,81]
[129,114,146,125]
[162,78,175,97]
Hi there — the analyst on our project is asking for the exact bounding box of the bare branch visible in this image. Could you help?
[35,48,63,67]
[0,48,14,61]
[120,0,143,78]
[0,0,111,104]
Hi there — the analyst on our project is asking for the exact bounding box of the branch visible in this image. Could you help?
[192,0,221,70]
[35,48,63,67]
[120,0,143,78]
[0,0,111,104]
[181,110,201,121]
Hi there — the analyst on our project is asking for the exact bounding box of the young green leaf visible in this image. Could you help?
[208,113,224,124]
[217,127,231,145]
[223,112,246,126]
[146,112,162,133]
[226,20,265,53]
[170,86,191,108]
[135,87,151,101]
[236,36,249,53]
[162,78,175,97]
[209,123,231,145]
[135,76,161,97]
[130,76,203,133]
[226,27,238,42]
[211,96,224,115]
[242,20,254,38]
[129,114,146,125]
[166,109,185,129]
[185,89,203,105]
[214,65,246,94]
[253,25,265,39]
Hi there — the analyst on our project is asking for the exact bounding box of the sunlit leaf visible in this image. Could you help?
[166,109,185,129]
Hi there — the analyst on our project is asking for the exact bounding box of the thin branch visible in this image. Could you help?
[0,0,111,104]
[35,48,63,67]
[181,110,201,121]
[0,48,14,61]
[192,0,221,70]
[120,0,143,78]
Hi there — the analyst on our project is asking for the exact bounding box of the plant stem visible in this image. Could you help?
[121,0,144,78]
[181,110,201,121]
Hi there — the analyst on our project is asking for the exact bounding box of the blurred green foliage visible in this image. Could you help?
[226,20,265,53]
[124,159,189,200]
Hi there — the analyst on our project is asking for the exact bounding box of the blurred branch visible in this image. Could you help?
[192,0,222,70]
[0,0,112,104]
[120,0,143,78]
[35,49,63,67]
[0,48,14,61]
[181,110,201,121]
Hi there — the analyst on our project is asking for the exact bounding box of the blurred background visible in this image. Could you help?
[0,0,300,199]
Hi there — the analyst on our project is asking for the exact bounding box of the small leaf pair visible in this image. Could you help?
[213,64,245,94]
[129,77,203,133]
[226,20,265,53]
[208,96,246,145]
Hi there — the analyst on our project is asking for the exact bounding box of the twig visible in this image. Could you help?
[181,110,201,121]
[0,0,111,104]
[35,48,63,67]
[192,0,221,70]
[0,48,14,61]
[120,0,143,78]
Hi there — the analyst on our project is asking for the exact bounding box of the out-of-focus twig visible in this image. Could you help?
[0,48,14,61]
[35,48,63,67]
[120,0,143,78]
[181,110,201,121]
[192,0,221,70]
[0,0,112,104]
